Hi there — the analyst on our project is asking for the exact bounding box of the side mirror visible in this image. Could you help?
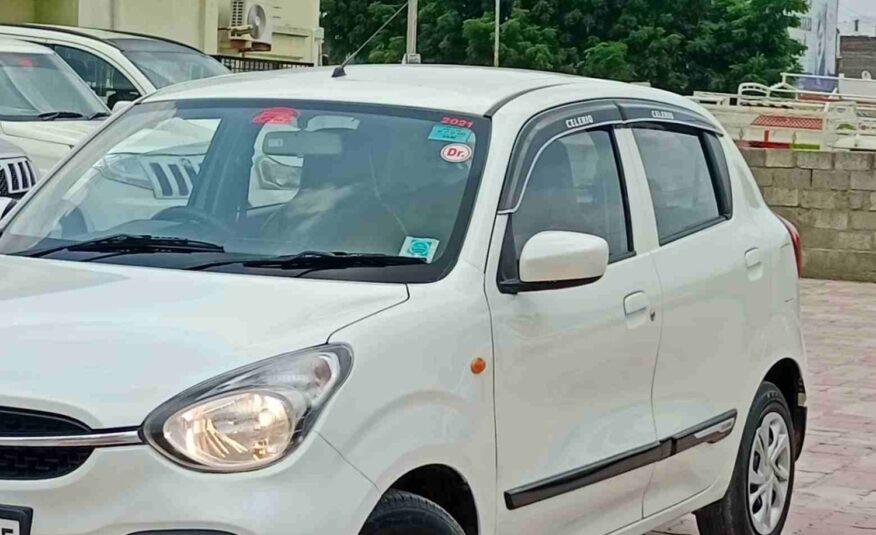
[0,197,17,219]
[502,231,609,293]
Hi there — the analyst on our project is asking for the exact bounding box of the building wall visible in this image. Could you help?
[34,0,79,25]
[840,16,876,37]
[75,0,220,54]
[216,0,322,64]
[2,0,322,64]
[791,0,840,77]
[742,148,876,282]
[838,35,876,78]
[1,0,36,22]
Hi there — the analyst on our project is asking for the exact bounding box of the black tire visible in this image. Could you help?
[360,490,466,535]
[695,382,796,535]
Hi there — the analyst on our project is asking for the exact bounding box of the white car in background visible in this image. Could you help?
[0,24,230,108]
[0,66,807,535]
[0,38,108,173]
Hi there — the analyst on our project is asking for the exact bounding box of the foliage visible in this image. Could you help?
[321,0,808,93]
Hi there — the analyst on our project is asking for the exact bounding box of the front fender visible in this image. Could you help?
[317,265,496,533]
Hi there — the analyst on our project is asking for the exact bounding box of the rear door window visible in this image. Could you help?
[633,127,732,244]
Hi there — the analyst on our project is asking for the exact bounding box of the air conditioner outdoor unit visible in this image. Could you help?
[229,0,273,52]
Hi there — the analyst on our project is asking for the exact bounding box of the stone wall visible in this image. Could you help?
[741,148,876,283]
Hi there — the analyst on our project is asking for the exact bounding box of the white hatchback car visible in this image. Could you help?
[0,66,807,535]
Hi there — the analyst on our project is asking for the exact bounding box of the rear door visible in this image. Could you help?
[488,102,663,535]
[619,101,771,515]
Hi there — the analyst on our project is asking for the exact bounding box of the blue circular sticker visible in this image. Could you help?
[409,240,431,256]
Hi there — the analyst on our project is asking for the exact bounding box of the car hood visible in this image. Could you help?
[0,120,100,148]
[0,137,26,160]
[0,256,408,428]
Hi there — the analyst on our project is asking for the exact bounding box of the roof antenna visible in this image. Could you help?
[332,1,409,78]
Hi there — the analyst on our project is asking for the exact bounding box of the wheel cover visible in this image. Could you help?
[748,411,792,534]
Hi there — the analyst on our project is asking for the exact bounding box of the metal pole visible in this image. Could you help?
[494,0,500,67]
[407,0,418,56]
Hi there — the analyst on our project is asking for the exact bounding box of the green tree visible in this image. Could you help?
[463,7,562,70]
[581,42,634,81]
[321,0,500,64]
[321,0,807,94]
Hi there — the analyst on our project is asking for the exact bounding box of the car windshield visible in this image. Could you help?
[123,51,230,88]
[0,100,489,282]
[0,51,107,120]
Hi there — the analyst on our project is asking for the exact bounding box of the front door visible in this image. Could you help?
[488,112,662,535]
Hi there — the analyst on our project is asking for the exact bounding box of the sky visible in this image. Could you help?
[840,0,876,22]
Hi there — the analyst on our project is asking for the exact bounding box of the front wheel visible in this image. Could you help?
[696,382,796,535]
[360,490,466,535]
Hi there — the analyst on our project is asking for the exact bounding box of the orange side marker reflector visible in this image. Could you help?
[471,358,487,375]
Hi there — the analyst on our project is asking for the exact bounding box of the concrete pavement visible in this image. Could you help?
[652,279,876,534]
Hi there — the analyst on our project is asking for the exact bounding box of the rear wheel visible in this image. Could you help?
[360,490,466,535]
[696,382,796,535]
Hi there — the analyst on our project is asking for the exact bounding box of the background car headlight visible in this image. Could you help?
[94,153,154,190]
[143,344,352,472]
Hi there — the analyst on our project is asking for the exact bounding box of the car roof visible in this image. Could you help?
[0,37,54,55]
[145,64,675,116]
[41,25,135,42]
[0,24,202,53]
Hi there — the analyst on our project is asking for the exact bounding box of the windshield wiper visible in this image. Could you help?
[87,111,111,120]
[37,111,88,121]
[187,250,427,272]
[23,234,225,258]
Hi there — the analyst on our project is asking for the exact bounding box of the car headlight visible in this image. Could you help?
[94,154,154,190]
[143,344,352,473]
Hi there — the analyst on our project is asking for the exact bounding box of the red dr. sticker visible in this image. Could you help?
[441,143,473,163]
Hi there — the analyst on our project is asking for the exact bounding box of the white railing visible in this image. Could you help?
[689,73,876,152]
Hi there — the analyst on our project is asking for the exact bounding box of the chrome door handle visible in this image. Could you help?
[745,248,763,269]
[624,291,649,316]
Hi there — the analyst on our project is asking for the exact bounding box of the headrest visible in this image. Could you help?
[528,141,574,194]
[299,129,372,190]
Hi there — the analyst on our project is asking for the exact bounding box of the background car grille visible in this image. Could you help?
[144,157,199,199]
[0,157,37,199]
[0,408,94,480]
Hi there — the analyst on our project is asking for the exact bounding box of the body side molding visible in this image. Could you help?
[504,410,738,510]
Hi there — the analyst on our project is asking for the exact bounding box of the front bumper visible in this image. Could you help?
[0,434,378,535]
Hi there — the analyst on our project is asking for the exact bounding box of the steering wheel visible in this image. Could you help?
[151,206,233,236]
